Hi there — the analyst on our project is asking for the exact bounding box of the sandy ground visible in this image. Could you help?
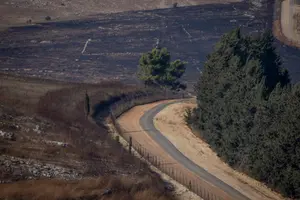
[153,100,285,200]
[0,0,240,29]
[118,100,237,200]
[106,119,201,200]
[280,0,300,46]
[117,100,202,200]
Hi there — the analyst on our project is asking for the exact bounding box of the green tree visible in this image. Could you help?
[84,90,90,117]
[190,28,300,198]
[137,47,186,91]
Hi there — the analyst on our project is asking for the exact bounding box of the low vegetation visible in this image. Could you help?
[1,175,172,200]
[137,47,186,91]
[187,28,300,198]
[45,16,51,21]
[0,73,178,200]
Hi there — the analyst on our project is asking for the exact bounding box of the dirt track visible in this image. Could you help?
[278,0,300,47]
[280,0,300,43]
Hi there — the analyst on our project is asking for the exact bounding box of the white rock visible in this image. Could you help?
[40,40,52,44]
[0,130,15,140]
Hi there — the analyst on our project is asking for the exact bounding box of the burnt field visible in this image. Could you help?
[1,1,300,87]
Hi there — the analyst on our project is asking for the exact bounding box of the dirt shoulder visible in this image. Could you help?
[274,0,300,48]
[153,100,285,200]
[117,100,204,200]
[0,0,240,29]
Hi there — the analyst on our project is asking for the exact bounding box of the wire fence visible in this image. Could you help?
[109,88,186,118]
[107,91,232,200]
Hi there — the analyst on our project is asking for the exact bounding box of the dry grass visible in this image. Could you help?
[0,175,172,200]
[0,0,240,29]
[0,73,178,200]
[0,73,69,114]
[0,73,141,169]
[33,80,149,174]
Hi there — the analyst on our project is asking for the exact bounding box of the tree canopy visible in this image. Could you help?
[189,28,300,198]
[137,47,186,91]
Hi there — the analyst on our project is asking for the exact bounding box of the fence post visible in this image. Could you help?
[179,171,183,185]
[129,136,132,154]
[158,157,161,168]
[199,186,202,197]
[141,145,144,155]
[174,169,177,181]
[165,164,168,175]
[192,180,196,193]
[139,155,142,169]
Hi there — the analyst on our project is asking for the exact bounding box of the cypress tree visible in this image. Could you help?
[191,29,299,197]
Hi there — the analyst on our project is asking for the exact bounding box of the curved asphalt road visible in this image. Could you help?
[140,100,250,200]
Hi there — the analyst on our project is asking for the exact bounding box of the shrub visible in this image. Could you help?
[137,47,186,91]
[45,16,51,21]
[183,107,192,125]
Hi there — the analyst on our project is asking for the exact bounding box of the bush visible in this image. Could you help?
[137,47,186,91]
[183,107,192,125]
[45,16,51,21]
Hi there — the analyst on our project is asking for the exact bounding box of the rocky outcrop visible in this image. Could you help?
[0,130,15,141]
[0,155,82,183]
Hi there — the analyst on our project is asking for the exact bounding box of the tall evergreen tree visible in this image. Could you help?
[137,47,186,91]
[191,29,299,197]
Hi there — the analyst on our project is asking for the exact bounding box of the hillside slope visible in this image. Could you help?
[0,0,240,28]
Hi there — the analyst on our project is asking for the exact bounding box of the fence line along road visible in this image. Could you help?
[107,91,245,200]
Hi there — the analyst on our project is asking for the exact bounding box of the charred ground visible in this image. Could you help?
[1,1,300,88]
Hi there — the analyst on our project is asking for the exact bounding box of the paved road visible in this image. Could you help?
[140,100,250,200]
